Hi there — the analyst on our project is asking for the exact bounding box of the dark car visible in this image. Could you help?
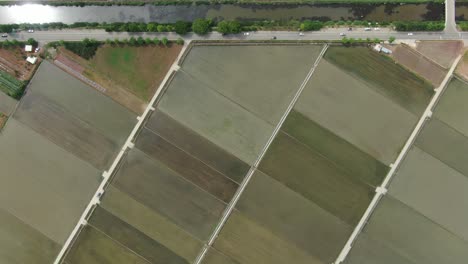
[272,36,277,40]
[1,34,7,38]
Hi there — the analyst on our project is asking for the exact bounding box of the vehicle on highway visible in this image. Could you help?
[348,27,352,31]
[299,32,305,36]
[1,34,7,38]
[408,32,414,36]
[272,36,277,40]
[340,32,346,36]
[374,27,380,31]
[364,28,371,31]
[243,32,250,36]
[28,29,34,33]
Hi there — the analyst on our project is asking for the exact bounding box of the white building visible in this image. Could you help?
[24,45,33,52]
[26,56,37,65]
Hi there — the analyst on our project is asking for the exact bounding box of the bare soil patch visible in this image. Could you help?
[392,44,447,87]
[416,41,463,69]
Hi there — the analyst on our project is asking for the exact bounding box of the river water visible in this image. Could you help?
[0,3,443,24]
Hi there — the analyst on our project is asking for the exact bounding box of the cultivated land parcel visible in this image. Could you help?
[0,60,137,263]
[62,44,438,264]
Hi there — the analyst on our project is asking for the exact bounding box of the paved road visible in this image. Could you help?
[446,0,458,34]
[2,28,467,44]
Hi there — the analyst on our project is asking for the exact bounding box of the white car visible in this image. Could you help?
[340,32,346,36]
[364,27,371,31]
[299,32,304,36]
[35,47,40,53]
[374,27,380,31]
[28,29,34,33]
[243,32,250,36]
[407,32,414,36]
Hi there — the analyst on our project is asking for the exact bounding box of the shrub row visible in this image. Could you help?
[0,20,444,35]
[0,70,27,99]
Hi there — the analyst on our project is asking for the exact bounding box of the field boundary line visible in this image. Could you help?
[193,44,329,264]
[334,54,462,264]
[52,41,191,264]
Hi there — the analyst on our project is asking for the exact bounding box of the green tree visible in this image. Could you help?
[176,37,184,45]
[145,37,152,45]
[389,36,396,44]
[105,38,112,45]
[129,36,137,46]
[300,20,323,31]
[217,21,230,34]
[147,23,158,32]
[161,37,168,46]
[192,18,211,35]
[174,21,191,35]
[153,37,160,45]
[137,36,145,45]
[26,38,38,46]
[157,25,166,32]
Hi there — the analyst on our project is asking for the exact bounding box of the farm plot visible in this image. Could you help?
[325,46,434,115]
[157,71,274,164]
[145,110,250,183]
[88,44,182,101]
[416,118,468,177]
[28,61,136,145]
[283,110,388,187]
[0,119,100,245]
[14,90,118,170]
[0,208,60,264]
[344,231,417,264]
[181,45,322,124]
[101,186,203,262]
[110,148,225,241]
[416,40,462,69]
[236,170,352,263]
[135,127,238,203]
[392,44,447,87]
[389,147,468,241]
[0,86,16,115]
[64,225,150,264]
[213,210,324,264]
[355,197,468,264]
[0,69,25,99]
[433,77,468,137]
[293,59,417,164]
[259,132,373,226]
[202,248,239,264]
[86,206,188,264]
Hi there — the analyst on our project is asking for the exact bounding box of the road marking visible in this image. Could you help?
[52,41,191,264]
[334,54,462,264]
[193,44,329,264]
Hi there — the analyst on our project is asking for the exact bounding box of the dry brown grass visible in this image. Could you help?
[416,41,463,69]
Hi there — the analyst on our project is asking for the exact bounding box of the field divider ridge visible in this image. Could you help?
[334,54,463,264]
[193,44,329,264]
[52,41,192,264]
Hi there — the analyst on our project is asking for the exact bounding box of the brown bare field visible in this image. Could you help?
[0,47,39,81]
[455,50,468,82]
[145,110,250,183]
[57,47,146,114]
[135,127,239,203]
[416,41,463,69]
[14,90,118,170]
[392,44,447,87]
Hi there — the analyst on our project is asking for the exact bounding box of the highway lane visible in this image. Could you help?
[1,28,467,44]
